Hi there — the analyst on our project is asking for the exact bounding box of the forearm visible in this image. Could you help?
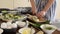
[30,0,37,14]
[42,0,54,12]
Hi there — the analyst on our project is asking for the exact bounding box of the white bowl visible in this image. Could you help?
[18,27,35,34]
[40,24,57,34]
[15,21,26,27]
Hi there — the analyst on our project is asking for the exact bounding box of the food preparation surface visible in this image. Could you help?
[0,12,60,34]
[52,30,60,34]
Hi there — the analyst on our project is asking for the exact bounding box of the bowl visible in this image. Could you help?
[15,21,27,28]
[2,28,17,34]
[40,24,57,34]
[18,27,35,34]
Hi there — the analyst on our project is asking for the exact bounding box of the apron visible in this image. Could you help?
[35,0,56,21]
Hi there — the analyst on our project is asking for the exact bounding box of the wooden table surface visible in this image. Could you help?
[52,30,60,34]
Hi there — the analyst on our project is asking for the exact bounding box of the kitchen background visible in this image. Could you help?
[0,0,60,19]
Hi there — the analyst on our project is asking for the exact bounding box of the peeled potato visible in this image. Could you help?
[12,23,17,28]
[0,28,3,34]
[36,31,44,34]
[1,23,7,29]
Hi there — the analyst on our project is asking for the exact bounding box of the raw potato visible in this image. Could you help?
[1,23,7,29]
[7,24,12,29]
[28,15,40,22]
[36,31,44,34]
[28,14,46,22]
[0,28,3,34]
[12,23,17,28]
[1,21,17,29]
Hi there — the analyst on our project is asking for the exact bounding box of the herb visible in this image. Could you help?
[29,20,50,28]
[2,10,8,13]
[29,22,41,28]
[45,27,53,30]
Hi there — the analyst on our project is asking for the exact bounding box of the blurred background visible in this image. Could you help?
[0,0,60,19]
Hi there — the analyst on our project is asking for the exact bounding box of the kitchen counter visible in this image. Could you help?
[52,30,60,34]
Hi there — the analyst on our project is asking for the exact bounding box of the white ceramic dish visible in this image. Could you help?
[18,27,35,34]
[15,21,26,27]
[40,24,57,34]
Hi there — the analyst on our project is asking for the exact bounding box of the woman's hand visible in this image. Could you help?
[36,11,46,21]
[36,11,46,17]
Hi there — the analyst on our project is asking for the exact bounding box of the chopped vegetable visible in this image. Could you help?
[45,27,53,30]
[28,20,50,28]
[2,10,7,13]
